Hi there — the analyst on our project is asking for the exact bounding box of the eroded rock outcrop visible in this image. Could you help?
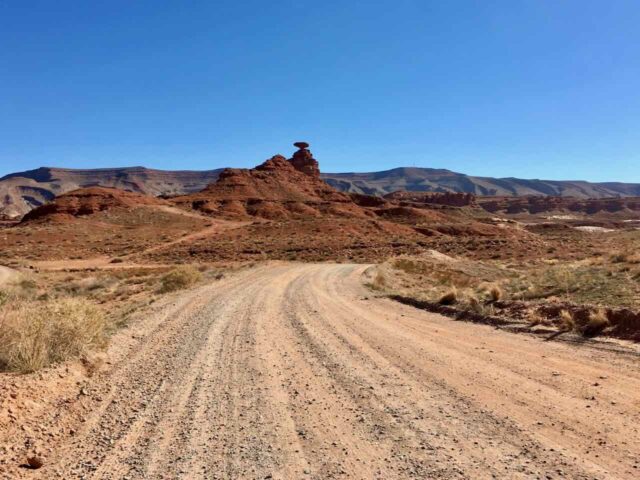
[172,144,360,220]
[289,142,320,178]
[384,191,476,207]
[21,187,166,222]
[479,196,640,215]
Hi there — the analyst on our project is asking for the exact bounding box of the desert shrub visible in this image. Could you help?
[467,294,481,312]
[438,288,457,305]
[158,266,202,293]
[527,309,550,327]
[610,253,627,263]
[462,292,492,314]
[487,284,503,302]
[558,309,576,332]
[0,290,8,307]
[507,264,634,308]
[582,308,610,337]
[56,276,112,296]
[623,253,640,264]
[17,278,37,291]
[392,258,425,274]
[369,271,387,291]
[0,298,108,373]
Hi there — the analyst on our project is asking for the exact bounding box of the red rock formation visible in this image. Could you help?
[288,142,320,178]
[172,147,357,220]
[479,196,640,215]
[21,187,166,222]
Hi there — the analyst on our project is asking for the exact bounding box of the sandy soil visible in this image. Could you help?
[2,264,639,479]
[133,217,248,258]
[0,265,19,286]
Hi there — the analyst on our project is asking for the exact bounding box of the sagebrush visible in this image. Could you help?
[159,266,202,293]
[0,297,108,373]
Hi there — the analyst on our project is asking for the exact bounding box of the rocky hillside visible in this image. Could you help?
[3,143,539,263]
[3,159,640,219]
[21,187,168,223]
[172,143,368,220]
[0,166,222,219]
[322,167,640,198]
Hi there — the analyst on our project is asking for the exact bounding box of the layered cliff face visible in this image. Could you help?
[478,196,640,215]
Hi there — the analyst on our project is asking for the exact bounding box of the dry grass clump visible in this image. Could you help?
[57,276,114,296]
[158,266,203,293]
[610,253,628,263]
[506,263,635,308]
[392,258,426,275]
[438,288,458,305]
[0,297,108,373]
[466,294,482,312]
[628,253,640,264]
[0,289,8,307]
[582,308,610,337]
[527,309,551,327]
[558,309,576,332]
[487,284,503,302]
[369,271,387,291]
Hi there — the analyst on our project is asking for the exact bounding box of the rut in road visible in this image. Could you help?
[29,264,640,479]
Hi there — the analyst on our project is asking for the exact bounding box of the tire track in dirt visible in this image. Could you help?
[13,263,639,479]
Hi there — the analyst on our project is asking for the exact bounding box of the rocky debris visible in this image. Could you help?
[349,193,388,208]
[289,142,320,178]
[20,187,167,223]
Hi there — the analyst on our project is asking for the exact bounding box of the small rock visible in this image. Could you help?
[27,456,44,469]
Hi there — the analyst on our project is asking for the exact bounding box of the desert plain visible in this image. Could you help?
[1,144,639,479]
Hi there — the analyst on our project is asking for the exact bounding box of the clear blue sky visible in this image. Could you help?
[1,1,639,182]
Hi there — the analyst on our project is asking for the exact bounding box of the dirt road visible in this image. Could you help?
[7,264,640,479]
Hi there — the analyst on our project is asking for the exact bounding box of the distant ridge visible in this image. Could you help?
[0,166,223,218]
[321,167,640,198]
[2,164,640,219]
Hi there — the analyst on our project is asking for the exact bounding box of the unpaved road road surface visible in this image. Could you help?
[5,264,640,479]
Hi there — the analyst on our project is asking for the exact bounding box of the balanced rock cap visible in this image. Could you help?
[293,141,310,149]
